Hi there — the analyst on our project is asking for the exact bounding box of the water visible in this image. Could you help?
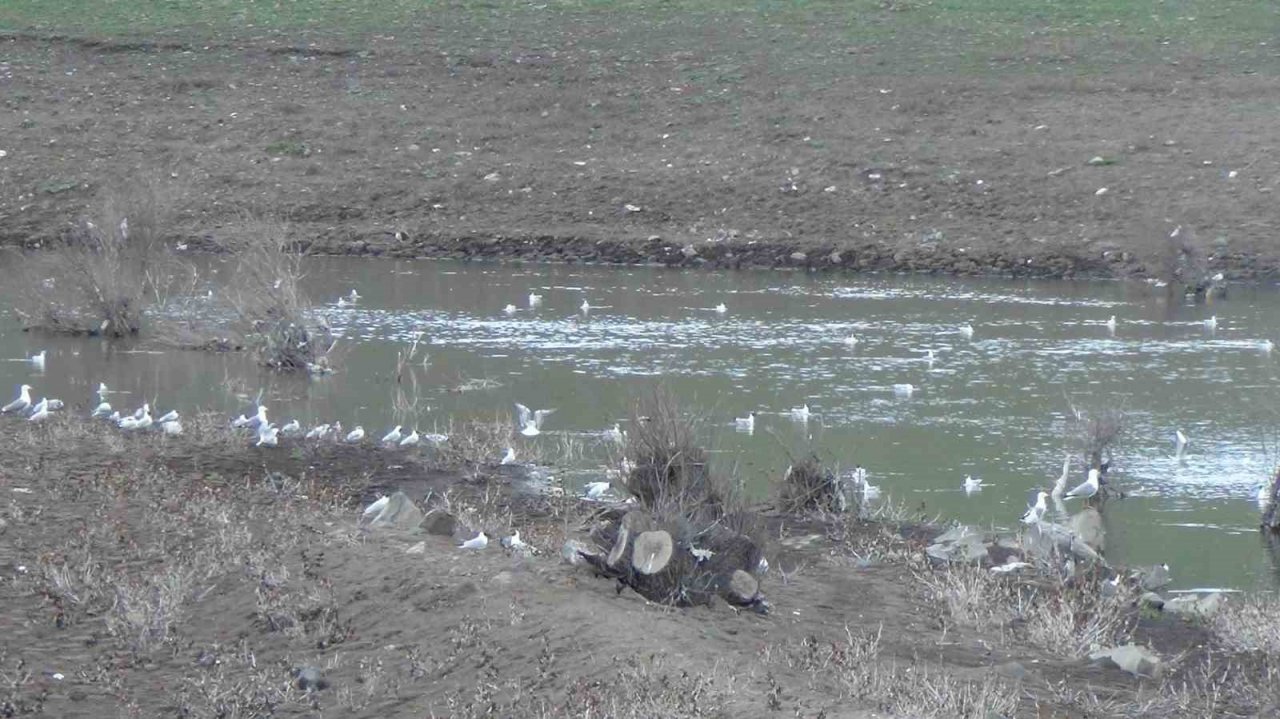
[4,258,1280,590]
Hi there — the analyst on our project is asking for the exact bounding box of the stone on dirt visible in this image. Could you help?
[1089,644,1161,678]
[422,509,458,537]
[294,666,328,691]
[1069,507,1106,552]
[1164,592,1223,619]
[366,492,424,532]
[926,525,989,564]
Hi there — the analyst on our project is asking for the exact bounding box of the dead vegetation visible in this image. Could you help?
[777,450,851,515]
[9,180,191,337]
[1065,396,1127,472]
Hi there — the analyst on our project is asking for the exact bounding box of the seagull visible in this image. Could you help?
[499,447,517,465]
[348,289,360,302]
[1257,482,1273,512]
[514,403,556,437]
[304,423,330,440]
[963,475,983,494]
[584,481,611,499]
[1105,315,1117,333]
[161,420,183,436]
[399,428,420,447]
[503,303,517,315]
[925,349,935,367]
[714,303,727,314]
[1064,468,1101,500]
[29,350,46,369]
[861,479,881,501]
[345,426,365,443]
[1051,456,1071,499]
[96,382,108,399]
[991,560,1033,575]
[580,299,590,314]
[843,335,859,348]
[789,404,811,422]
[528,293,543,308]
[380,425,403,445]
[1204,316,1218,331]
[133,403,150,421]
[336,296,349,308]
[459,532,488,550]
[155,410,179,424]
[280,419,302,436]
[361,495,389,522]
[734,411,756,432]
[1021,491,1049,525]
[603,424,624,444]
[27,399,49,422]
[1175,429,1189,458]
[892,383,915,398]
[423,432,449,445]
[501,531,528,551]
[959,323,974,339]
[108,411,121,423]
[2,385,33,414]
[121,407,152,431]
[257,424,279,447]
[91,400,113,418]
[251,405,268,429]
[46,399,63,411]
[1260,339,1275,353]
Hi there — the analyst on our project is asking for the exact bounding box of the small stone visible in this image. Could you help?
[294,666,328,691]
[1164,592,1223,619]
[994,661,1029,681]
[789,251,807,262]
[681,244,698,258]
[405,542,426,555]
[367,492,424,533]
[423,510,457,537]
[828,251,842,264]
[1089,644,1161,678]
[1095,187,1109,196]
[1139,592,1165,611]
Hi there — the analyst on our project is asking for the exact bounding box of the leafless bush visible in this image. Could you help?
[1065,397,1127,470]
[1261,467,1280,531]
[1212,593,1280,654]
[223,217,334,371]
[622,387,718,509]
[1146,222,1208,291]
[10,180,188,336]
[777,451,850,514]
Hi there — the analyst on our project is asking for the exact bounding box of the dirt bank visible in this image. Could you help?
[1,25,1279,280]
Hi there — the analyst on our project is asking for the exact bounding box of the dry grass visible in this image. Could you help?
[10,180,190,337]
[1065,397,1127,471]
[1212,592,1280,654]
[777,451,851,515]
[222,216,335,371]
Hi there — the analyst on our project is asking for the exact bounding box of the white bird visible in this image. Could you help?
[399,428,420,447]
[231,413,253,428]
[257,424,279,447]
[1175,429,1189,458]
[963,475,983,494]
[583,481,611,499]
[714,303,727,314]
[280,419,301,436]
[603,424,624,444]
[734,411,756,432]
[304,423,330,440]
[528,292,543,308]
[580,299,590,314]
[1260,339,1275,353]
[925,349,935,366]
[2,385,32,414]
[892,383,915,398]
[121,408,152,431]
[336,296,349,308]
[1204,316,1218,331]
[348,289,360,302]
[91,400,113,418]
[27,400,49,422]
[118,414,139,430]
[155,410,179,424]
[29,350,46,368]
[789,404,811,422]
[501,531,528,551]
[108,411,121,423]
[861,480,881,501]
[251,405,267,428]
[345,426,365,443]
[361,495,389,522]
[991,561,1033,575]
[1064,468,1101,500]
[1257,482,1273,512]
[843,335,859,347]
[499,447,516,465]
[96,382,108,399]
[133,403,150,421]
[1021,491,1049,525]
[423,433,449,445]
[1105,315,1117,332]
[381,425,403,445]
[959,323,975,339]
[1051,456,1071,499]
[161,420,183,436]
[459,532,488,550]
[514,403,556,437]
[503,303,517,315]
[46,399,63,411]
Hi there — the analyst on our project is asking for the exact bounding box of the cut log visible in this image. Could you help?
[725,569,759,605]
[607,525,631,568]
[632,530,673,575]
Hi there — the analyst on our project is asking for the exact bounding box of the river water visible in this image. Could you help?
[4,258,1279,590]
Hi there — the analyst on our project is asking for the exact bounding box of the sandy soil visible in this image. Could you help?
[1,28,1278,279]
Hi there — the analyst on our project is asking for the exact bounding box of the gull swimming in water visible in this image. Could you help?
[1257,482,1273,512]
[734,411,756,433]
[399,428,420,447]
[714,303,728,314]
[1203,316,1218,331]
[959,323,975,339]
[1175,429,1189,459]
[580,299,590,314]
[29,350,46,369]
[1259,339,1275,353]
[963,475,983,494]
[2,385,33,414]
[1064,468,1100,500]
[499,447,516,465]
[348,289,360,302]
[345,426,365,443]
[1105,315,1117,333]
[459,532,488,550]
[789,404,811,422]
[843,335,859,348]
[603,424,624,444]
[503,303,517,315]
[925,349,935,367]
[1051,456,1071,499]
[381,425,403,445]
[583,481,611,499]
[1021,490,1049,525]
[514,403,556,437]
[892,383,915,398]
[336,296,349,308]
[528,292,543,308]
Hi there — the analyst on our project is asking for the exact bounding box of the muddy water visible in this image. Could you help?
[4,258,1280,590]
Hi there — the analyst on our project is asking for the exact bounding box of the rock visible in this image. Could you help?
[404,542,426,555]
[1164,592,1223,619]
[681,244,698,258]
[0,516,7,535]
[560,539,597,566]
[422,510,457,537]
[1089,644,1161,678]
[926,525,989,564]
[1023,522,1102,564]
[294,666,329,691]
[1069,507,1105,552]
[789,251,807,262]
[994,661,1029,681]
[1132,564,1172,591]
[1139,592,1166,611]
[828,251,842,264]
[366,492,424,533]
